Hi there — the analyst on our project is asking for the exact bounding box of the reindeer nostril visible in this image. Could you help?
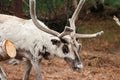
[73,63,83,70]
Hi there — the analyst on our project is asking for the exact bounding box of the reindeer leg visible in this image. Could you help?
[23,60,32,80]
[8,58,20,65]
[0,66,6,80]
[17,51,33,80]
[17,48,42,80]
[30,59,42,80]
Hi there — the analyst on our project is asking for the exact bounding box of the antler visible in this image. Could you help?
[113,15,120,26]
[29,0,73,38]
[69,0,85,34]
[69,0,104,38]
[58,26,73,38]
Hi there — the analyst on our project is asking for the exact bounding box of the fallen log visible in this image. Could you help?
[0,40,16,60]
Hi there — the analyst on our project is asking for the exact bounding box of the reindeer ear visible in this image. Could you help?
[51,39,61,46]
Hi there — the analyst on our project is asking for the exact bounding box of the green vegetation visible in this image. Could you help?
[105,0,120,8]
[3,0,120,13]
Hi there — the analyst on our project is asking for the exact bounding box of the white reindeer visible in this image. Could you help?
[0,0,103,80]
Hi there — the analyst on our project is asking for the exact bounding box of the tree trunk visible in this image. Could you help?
[72,0,78,9]
[13,0,23,18]
[52,0,57,16]
[0,0,4,11]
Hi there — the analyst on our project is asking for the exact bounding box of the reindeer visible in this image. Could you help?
[0,0,103,80]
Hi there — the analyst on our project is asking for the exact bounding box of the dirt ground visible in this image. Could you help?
[0,50,120,80]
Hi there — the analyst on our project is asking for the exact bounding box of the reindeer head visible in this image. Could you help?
[29,0,103,70]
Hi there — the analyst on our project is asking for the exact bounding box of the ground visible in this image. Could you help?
[0,50,120,80]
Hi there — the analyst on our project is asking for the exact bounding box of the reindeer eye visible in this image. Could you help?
[62,45,69,54]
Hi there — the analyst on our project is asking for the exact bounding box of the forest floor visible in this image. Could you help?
[0,50,120,80]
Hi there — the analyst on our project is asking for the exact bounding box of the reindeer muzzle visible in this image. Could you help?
[64,57,83,71]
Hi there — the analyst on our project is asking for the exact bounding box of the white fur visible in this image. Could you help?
[0,14,75,59]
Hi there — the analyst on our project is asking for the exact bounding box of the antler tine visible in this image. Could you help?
[113,15,120,26]
[30,0,59,36]
[76,31,104,38]
[69,0,85,32]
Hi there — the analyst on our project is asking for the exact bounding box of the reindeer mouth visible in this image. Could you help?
[64,57,83,71]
